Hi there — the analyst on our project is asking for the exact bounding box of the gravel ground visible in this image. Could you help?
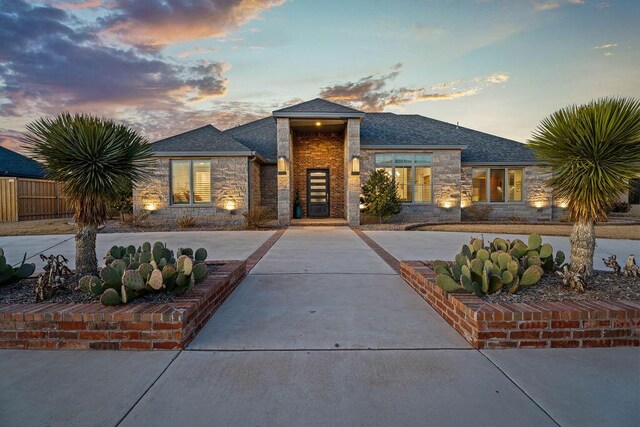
[483,270,640,303]
[0,264,220,304]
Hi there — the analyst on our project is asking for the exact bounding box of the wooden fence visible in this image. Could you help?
[0,177,73,222]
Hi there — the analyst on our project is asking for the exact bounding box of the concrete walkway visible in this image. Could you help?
[0,227,638,426]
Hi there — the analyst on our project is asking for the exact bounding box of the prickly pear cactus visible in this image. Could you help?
[100,288,121,306]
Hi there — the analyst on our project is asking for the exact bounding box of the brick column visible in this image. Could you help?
[277,118,292,225]
[344,118,361,226]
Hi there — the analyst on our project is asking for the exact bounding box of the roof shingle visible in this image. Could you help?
[0,146,46,179]
[151,124,252,154]
[273,98,364,116]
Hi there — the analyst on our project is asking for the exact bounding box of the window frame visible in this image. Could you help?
[169,159,212,206]
[374,152,433,204]
[471,167,525,204]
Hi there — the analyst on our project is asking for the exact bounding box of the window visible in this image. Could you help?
[170,160,211,205]
[375,153,432,203]
[472,168,523,203]
[630,178,640,205]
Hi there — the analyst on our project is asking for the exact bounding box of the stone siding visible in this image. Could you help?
[461,166,553,221]
[360,149,461,223]
[259,164,278,213]
[292,132,345,218]
[344,119,361,226]
[249,160,261,210]
[276,118,292,225]
[133,156,248,224]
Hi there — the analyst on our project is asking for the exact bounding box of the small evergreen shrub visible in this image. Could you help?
[360,169,402,223]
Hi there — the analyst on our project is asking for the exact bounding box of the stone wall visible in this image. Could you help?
[460,166,553,221]
[249,160,261,211]
[133,156,248,224]
[292,131,345,218]
[360,149,461,223]
[259,164,278,213]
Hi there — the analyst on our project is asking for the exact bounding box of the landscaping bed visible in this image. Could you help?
[0,260,246,350]
[401,261,640,349]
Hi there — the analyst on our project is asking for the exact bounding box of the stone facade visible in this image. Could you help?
[344,119,361,226]
[360,149,461,223]
[249,160,261,210]
[276,118,292,225]
[292,132,345,218]
[133,156,248,224]
[460,165,553,221]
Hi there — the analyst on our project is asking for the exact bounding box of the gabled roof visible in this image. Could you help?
[273,98,365,118]
[150,124,252,155]
[0,146,46,179]
[224,117,277,162]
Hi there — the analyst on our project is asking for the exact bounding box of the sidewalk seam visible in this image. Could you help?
[115,350,182,426]
[352,228,400,273]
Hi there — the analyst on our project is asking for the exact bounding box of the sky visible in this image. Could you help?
[1,0,639,154]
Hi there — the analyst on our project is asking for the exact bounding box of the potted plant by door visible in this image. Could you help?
[293,189,302,219]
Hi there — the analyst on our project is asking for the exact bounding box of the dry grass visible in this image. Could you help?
[415,223,640,240]
[0,218,77,236]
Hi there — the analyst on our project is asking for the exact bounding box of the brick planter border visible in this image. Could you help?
[0,260,246,350]
[400,261,640,349]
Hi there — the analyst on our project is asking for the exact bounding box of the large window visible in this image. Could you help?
[170,160,211,205]
[375,153,432,203]
[472,167,523,203]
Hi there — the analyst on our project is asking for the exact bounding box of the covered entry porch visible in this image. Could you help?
[274,103,363,226]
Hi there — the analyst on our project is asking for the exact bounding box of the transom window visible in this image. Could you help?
[472,168,523,203]
[170,160,211,205]
[375,153,432,203]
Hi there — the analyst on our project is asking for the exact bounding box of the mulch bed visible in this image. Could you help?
[483,271,640,303]
[0,264,220,305]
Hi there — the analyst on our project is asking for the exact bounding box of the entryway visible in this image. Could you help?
[307,169,329,218]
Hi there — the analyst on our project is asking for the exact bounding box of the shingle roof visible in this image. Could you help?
[273,98,364,117]
[224,117,277,162]
[361,112,536,163]
[151,124,252,154]
[0,146,46,179]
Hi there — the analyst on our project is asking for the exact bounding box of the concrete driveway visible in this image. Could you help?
[0,230,275,270]
[0,227,638,426]
[364,230,640,270]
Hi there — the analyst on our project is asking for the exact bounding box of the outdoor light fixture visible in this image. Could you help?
[533,200,545,211]
[351,155,360,175]
[144,202,157,211]
[277,155,288,175]
[315,121,322,127]
[224,199,236,215]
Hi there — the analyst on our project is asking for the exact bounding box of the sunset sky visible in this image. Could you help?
[1,0,639,154]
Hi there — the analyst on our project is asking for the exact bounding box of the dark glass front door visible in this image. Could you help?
[307,169,329,218]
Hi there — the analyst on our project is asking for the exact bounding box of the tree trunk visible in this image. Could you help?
[569,220,595,277]
[75,225,98,276]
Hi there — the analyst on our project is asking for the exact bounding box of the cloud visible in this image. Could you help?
[533,0,586,10]
[52,0,103,9]
[0,1,229,117]
[0,129,27,154]
[318,66,510,111]
[413,23,444,40]
[98,0,286,50]
[594,43,617,49]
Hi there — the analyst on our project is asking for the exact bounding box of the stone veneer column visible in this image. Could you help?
[344,118,361,226]
[277,118,292,225]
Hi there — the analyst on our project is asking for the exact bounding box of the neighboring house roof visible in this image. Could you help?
[224,117,278,162]
[0,146,46,179]
[150,124,252,156]
[273,98,365,118]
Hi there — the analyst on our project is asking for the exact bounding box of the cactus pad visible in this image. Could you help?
[100,288,121,306]
[122,270,145,291]
[521,265,543,286]
[195,248,207,262]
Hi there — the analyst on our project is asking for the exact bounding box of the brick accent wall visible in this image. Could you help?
[360,149,461,223]
[401,261,640,349]
[0,261,246,350]
[133,157,248,224]
[292,132,345,218]
[461,165,553,221]
[260,164,278,213]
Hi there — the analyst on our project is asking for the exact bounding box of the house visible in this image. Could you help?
[0,146,46,179]
[133,98,561,225]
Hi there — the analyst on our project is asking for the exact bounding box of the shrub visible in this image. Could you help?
[124,210,150,227]
[462,204,493,221]
[433,234,565,296]
[610,201,632,213]
[109,180,133,220]
[360,169,402,223]
[177,214,198,228]
[243,206,274,229]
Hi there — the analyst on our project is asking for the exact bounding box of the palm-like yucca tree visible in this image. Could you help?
[528,97,640,277]
[23,113,153,275]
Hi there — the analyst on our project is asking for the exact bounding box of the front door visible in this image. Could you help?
[307,169,330,218]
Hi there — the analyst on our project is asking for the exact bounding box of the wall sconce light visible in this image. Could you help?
[533,201,545,211]
[351,155,360,175]
[224,199,236,215]
[144,202,157,211]
[315,121,322,127]
[441,201,454,211]
[277,155,288,176]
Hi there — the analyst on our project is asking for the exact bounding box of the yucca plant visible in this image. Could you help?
[528,97,640,277]
[23,113,153,275]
